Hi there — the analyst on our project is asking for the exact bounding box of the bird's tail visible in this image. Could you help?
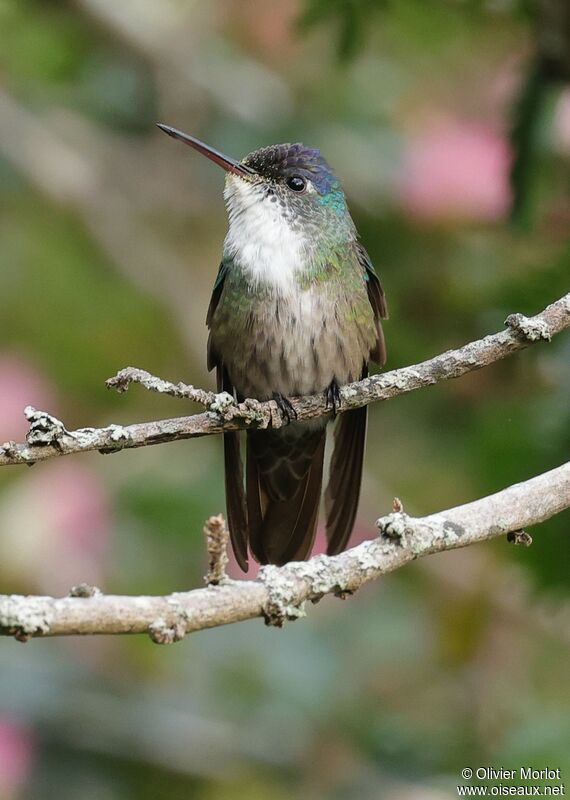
[324,405,368,555]
[245,425,326,566]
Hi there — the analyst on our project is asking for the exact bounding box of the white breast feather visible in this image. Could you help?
[223,177,307,295]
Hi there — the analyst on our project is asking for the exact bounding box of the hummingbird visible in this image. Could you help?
[158,124,387,571]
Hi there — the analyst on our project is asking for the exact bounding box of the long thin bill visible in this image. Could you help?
[156,124,255,176]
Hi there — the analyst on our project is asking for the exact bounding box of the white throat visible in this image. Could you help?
[223,176,307,294]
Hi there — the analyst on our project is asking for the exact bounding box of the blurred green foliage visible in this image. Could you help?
[297,0,389,62]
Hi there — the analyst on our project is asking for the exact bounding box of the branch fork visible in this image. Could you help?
[106,367,279,428]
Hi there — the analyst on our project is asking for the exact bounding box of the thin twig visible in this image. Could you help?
[0,460,568,641]
[106,367,217,406]
[0,293,568,467]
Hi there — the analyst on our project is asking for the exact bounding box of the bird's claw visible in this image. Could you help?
[272,393,298,424]
[325,379,342,418]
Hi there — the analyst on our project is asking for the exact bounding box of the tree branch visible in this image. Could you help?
[0,460,568,641]
[0,293,568,467]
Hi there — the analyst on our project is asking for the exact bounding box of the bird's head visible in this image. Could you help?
[157,124,353,242]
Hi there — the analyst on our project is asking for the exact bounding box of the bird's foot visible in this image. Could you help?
[325,379,342,418]
[272,392,298,424]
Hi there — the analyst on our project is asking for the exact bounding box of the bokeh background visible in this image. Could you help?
[0,1,569,798]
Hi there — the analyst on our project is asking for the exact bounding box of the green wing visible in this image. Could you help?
[205,262,249,570]
[206,261,228,371]
[354,242,388,365]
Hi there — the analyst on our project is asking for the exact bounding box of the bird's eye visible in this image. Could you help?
[286,175,306,192]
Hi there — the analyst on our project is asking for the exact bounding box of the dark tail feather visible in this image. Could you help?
[223,432,248,570]
[217,366,248,571]
[246,439,264,562]
[247,429,326,566]
[324,405,368,555]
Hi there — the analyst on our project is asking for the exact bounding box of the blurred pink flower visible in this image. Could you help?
[399,120,512,222]
[0,354,57,442]
[0,718,34,798]
[313,521,371,555]
[0,460,111,593]
[227,550,260,580]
